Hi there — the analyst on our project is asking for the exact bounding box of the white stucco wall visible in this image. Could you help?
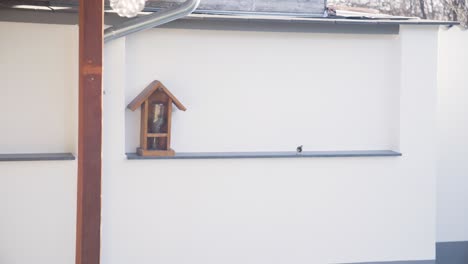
[0,161,77,264]
[0,22,77,264]
[0,20,443,264]
[437,26,468,243]
[124,23,400,153]
[102,23,439,264]
[0,22,77,154]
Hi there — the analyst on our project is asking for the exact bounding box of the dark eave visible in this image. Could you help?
[0,0,459,27]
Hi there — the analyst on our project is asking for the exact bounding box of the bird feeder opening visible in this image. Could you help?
[148,102,168,150]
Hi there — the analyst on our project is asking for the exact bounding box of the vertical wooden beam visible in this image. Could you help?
[76,0,103,264]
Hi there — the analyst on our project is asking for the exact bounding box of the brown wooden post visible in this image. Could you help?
[76,0,104,264]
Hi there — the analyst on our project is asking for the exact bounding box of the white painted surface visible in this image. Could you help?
[0,20,444,264]
[101,24,438,264]
[0,22,77,264]
[437,26,468,243]
[0,22,78,154]
[125,24,400,153]
[0,161,77,264]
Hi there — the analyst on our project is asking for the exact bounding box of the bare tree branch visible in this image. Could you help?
[419,0,428,18]
[328,0,467,27]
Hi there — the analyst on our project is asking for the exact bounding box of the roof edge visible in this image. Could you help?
[127,80,187,111]
[185,13,459,26]
[0,6,460,27]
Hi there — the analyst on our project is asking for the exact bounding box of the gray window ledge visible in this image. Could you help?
[126,150,401,160]
[0,153,76,162]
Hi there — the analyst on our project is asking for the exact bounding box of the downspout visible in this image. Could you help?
[104,0,200,43]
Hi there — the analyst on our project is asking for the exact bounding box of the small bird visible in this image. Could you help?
[296,145,303,153]
[325,7,337,17]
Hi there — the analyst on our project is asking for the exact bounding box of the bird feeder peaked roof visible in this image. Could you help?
[127,80,187,111]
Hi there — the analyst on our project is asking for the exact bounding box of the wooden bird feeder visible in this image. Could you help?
[127,80,186,156]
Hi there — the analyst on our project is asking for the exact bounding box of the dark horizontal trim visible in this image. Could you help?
[0,153,75,161]
[164,19,400,35]
[344,260,434,264]
[185,13,458,26]
[436,241,468,264]
[342,241,468,264]
[126,150,401,160]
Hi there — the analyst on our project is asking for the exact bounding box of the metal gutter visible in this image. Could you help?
[184,13,459,26]
[103,0,200,43]
[146,8,325,18]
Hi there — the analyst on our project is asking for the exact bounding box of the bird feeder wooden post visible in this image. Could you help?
[127,80,186,156]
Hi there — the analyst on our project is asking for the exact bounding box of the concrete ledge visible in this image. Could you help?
[126,150,402,160]
[342,241,468,264]
[436,241,468,264]
[0,153,76,161]
[344,261,434,264]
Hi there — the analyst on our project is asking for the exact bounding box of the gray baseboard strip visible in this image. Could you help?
[342,241,468,264]
[127,150,402,160]
[343,260,434,264]
[0,153,75,161]
[436,241,468,264]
